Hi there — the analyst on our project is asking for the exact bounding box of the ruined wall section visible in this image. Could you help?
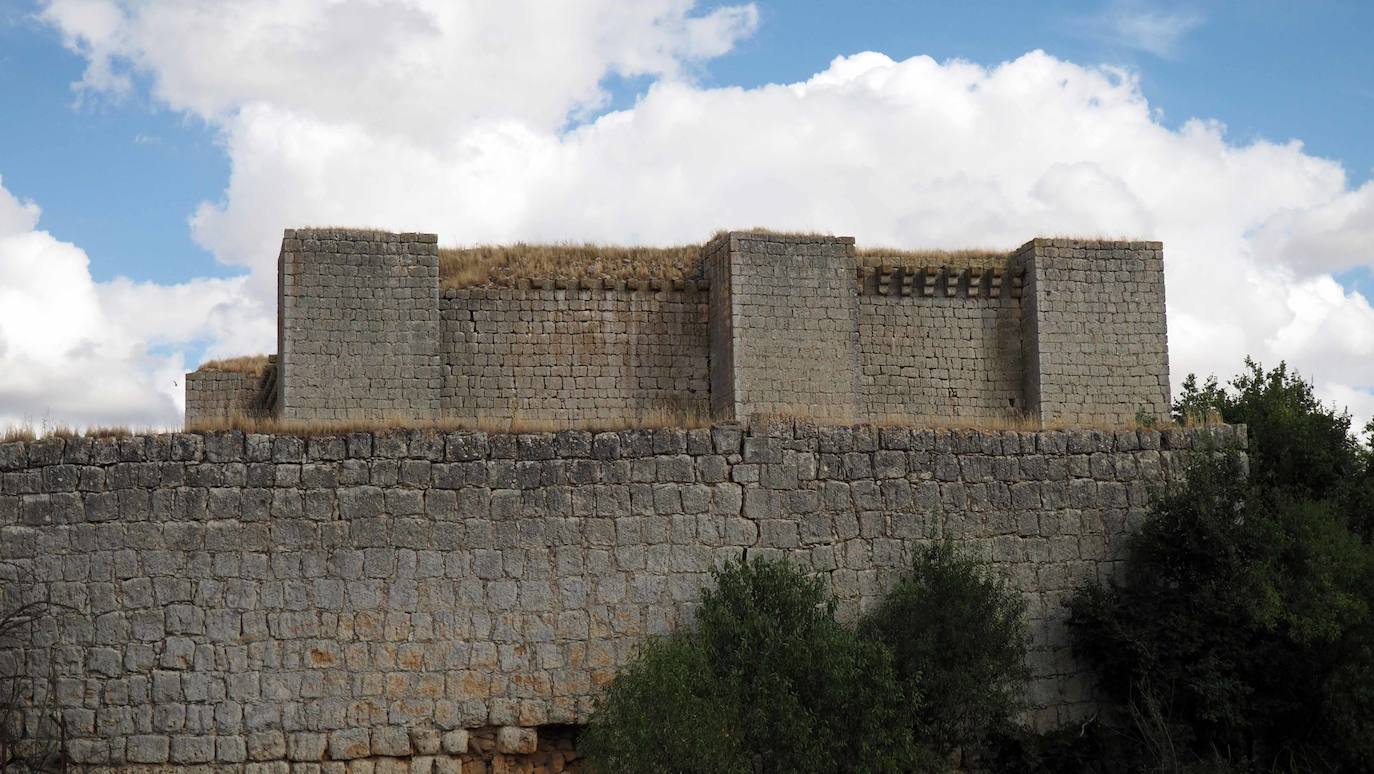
[439,285,710,424]
[184,371,268,425]
[714,233,861,422]
[1020,239,1171,426]
[0,424,1244,769]
[278,229,442,422]
[857,264,1026,421]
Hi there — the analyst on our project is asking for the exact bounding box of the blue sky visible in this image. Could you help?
[4,0,1372,287]
[1,0,1372,428]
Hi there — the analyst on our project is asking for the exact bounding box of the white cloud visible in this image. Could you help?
[27,1,1374,430]
[40,0,759,137]
[1078,2,1205,58]
[0,176,265,430]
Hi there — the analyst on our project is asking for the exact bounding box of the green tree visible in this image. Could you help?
[1069,452,1374,771]
[862,541,1029,756]
[1173,358,1359,502]
[580,556,916,774]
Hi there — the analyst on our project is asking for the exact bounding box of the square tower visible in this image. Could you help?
[705,232,862,422]
[277,229,443,421]
[1019,239,1171,426]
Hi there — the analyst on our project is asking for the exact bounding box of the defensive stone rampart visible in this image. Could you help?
[184,371,270,424]
[857,260,1027,421]
[194,229,1172,429]
[0,422,1244,770]
[439,286,709,424]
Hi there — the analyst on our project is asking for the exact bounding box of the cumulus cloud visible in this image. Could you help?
[40,0,760,135]
[0,176,267,429]
[28,0,1374,430]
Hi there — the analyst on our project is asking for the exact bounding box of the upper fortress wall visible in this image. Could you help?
[188,228,1171,430]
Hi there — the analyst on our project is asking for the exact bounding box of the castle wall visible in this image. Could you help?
[711,233,861,422]
[0,423,1245,769]
[1020,240,1171,425]
[184,371,266,425]
[203,229,1176,432]
[278,230,443,422]
[857,269,1026,421]
[439,286,710,424]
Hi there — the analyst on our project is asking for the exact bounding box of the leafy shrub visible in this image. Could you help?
[1173,359,1364,507]
[1069,452,1374,771]
[862,540,1030,756]
[579,556,915,773]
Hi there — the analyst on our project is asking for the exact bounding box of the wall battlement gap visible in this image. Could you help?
[192,227,1171,431]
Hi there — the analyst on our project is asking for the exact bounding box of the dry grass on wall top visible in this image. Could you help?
[0,425,138,443]
[438,243,705,289]
[437,237,1031,289]
[856,246,1015,271]
[184,404,719,437]
[192,354,272,376]
[1,409,1213,443]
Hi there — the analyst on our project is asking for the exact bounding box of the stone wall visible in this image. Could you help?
[709,233,861,422]
[1020,239,1171,426]
[185,371,268,425]
[194,230,1174,430]
[439,286,709,425]
[278,230,443,422]
[0,422,1244,770]
[857,265,1025,421]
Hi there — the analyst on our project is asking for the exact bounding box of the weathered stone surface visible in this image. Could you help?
[0,422,1241,769]
[496,726,538,755]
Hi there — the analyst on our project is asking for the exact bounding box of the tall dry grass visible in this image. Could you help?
[192,355,272,376]
[186,404,718,436]
[2,408,1191,444]
[0,425,139,443]
[435,228,1123,289]
[438,243,704,289]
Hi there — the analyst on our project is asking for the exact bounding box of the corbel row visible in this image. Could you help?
[863,266,1023,299]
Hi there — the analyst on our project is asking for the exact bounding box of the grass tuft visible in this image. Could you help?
[0,424,140,442]
[1,426,36,443]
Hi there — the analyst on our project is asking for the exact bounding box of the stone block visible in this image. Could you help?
[371,725,412,756]
[126,734,170,764]
[328,728,371,760]
[495,726,537,754]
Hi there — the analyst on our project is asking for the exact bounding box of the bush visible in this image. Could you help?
[1173,359,1363,507]
[579,556,915,773]
[1068,452,1374,771]
[862,541,1030,755]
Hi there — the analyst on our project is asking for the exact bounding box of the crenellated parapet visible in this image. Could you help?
[186,229,1173,430]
